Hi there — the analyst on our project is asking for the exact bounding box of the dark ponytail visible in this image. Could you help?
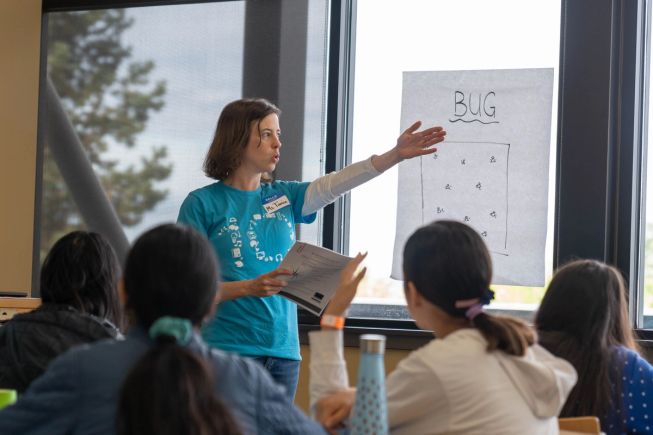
[117,328,242,435]
[403,220,535,356]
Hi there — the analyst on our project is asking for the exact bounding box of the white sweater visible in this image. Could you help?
[302,157,381,216]
[309,328,577,435]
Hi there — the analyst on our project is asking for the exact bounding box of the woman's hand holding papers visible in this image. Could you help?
[245,268,292,297]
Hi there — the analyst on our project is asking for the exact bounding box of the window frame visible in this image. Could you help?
[318,0,653,342]
[39,0,653,345]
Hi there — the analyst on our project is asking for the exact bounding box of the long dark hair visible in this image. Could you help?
[535,259,638,419]
[118,224,240,435]
[40,230,121,327]
[203,98,281,181]
[123,223,218,329]
[117,335,242,435]
[403,220,535,356]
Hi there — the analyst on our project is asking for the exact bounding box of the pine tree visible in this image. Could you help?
[42,9,171,257]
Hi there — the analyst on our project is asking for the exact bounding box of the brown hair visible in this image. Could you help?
[535,259,639,419]
[203,98,281,181]
[403,220,535,356]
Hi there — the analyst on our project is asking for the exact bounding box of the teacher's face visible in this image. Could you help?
[242,113,282,175]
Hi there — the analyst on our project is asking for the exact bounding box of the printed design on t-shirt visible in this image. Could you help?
[216,211,295,268]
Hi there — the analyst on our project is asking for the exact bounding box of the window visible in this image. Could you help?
[342,0,561,317]
[38,1,651,337]
[38,1,329,288]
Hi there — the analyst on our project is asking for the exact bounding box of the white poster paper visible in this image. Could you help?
[392,68,554,286]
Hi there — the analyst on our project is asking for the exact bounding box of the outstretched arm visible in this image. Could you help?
[302,121,445,215]
[371,121,446,172]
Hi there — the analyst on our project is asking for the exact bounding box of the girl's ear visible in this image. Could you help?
[405,281,424,309]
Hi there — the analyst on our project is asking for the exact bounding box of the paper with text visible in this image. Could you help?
[393,68,554,286]
[279,242,352,316]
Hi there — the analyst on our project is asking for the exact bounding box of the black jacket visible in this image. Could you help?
[0,304,120,392]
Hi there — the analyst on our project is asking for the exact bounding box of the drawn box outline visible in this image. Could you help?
[419,140,511,256]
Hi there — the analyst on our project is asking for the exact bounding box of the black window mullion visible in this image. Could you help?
[555,0,615,268]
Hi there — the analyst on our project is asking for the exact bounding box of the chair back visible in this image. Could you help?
[558,416,601,434]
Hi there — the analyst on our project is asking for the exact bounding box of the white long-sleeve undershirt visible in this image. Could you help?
[302,156,382,216]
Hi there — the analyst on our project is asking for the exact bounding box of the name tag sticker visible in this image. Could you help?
[262,194,290,213]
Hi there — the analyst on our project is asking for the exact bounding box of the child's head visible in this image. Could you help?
[534,259,636,419]
[123,223,219,329]
[403,220,492,317]
[403,220,534,355]
[204,98,281,181]
[117,333,242,435]
[40,230,121,326]
[535,258,635,350]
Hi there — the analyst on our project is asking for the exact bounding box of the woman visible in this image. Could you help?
[0,224,325,435]
[0,231,122,392]
[535,259,653,435]
[310,220,577,434]
[177,97,446,398]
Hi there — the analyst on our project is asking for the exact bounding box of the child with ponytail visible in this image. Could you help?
[310,220,577,435]
[117,317,242,435]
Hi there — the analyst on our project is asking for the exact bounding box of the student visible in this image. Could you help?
[310,220,577,435]
[0,231,122,393]
[177,97,446,398]
[0,224,325,435]
[117,318,242,435]
[535,259,653,435]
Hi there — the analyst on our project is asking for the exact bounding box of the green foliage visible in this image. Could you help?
[42,10,171,257]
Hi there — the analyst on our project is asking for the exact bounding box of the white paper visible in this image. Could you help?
[279,242,353,316]
[392,68,553,286]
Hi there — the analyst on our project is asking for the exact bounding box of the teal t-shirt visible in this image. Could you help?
[177,181,316,360]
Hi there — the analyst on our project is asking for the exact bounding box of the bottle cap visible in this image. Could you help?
[359,334,386,354]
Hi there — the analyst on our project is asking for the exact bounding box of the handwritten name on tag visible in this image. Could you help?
[262,194,290,213]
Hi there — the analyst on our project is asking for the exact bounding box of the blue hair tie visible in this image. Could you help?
[479,288,495,305]
[148,316,193,345]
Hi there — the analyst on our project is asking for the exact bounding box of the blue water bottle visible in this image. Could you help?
[349,334,388,435]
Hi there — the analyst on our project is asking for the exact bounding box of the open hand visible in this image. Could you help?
[323,253,367,317]
[395,121,446,161]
